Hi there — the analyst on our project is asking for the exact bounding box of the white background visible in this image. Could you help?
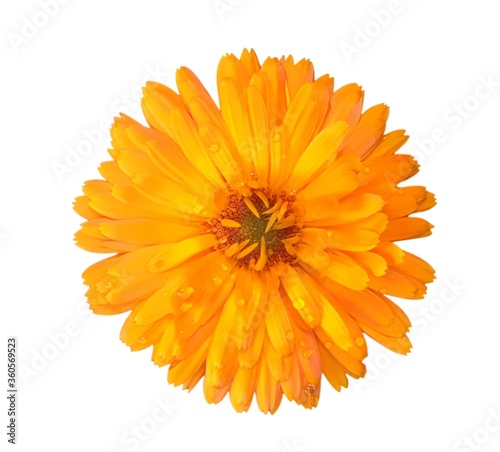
[2,1,500,451]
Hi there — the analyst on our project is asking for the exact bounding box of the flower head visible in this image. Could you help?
[74,49,435,413]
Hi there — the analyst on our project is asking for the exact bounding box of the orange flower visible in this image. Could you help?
[74,49,435,413]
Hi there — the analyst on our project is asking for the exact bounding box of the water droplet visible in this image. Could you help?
[325,341,333,349]
[354,336,365,347]
[362,167,370,174]
[177,287,194,300]
[208,143,219,153]
[305,314,314,323]
[180,302,192,312]
[280,152,287,160]
[273,132,281,142]
[158,353,166,361]
[193,204,204,214]
[379,287,387,294]
[235,298,246,307]
[250,171,255,178]
[104,282,112,290]
[302,349,313,359]
[299,340,305,347]
[221,263,229,272]
[289,189,296,196]
[138,337,146,344]
[212,276,222,286]
[162,291,169,298]
[304,383,316,396]
[326,230,333,238]
[292,297,305,309]
[286,331,295,341]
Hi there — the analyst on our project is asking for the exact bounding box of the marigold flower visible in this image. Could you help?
[74,49,435,413]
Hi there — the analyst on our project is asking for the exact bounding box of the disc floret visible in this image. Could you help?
[208,188,302,270]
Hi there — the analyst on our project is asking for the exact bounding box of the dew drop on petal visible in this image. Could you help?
[286,331,295,341]
[303,383,319,406]
[212,276,222,286]
[193,204,204,214]
[299,340,305,347]
[177,287,194,300]
[354,336,365,347]
[304,383,316,396]
[379,287,387,294]
[138,337,146,344]
[302,349,313,359]
[292,297,305,309]
[221,263,229,272]
[209,143,219,153]
[180,302,192,312]
[235,298,246,307]
[325,341,333,349]
[305,314,314,323]
[273,132,280,142]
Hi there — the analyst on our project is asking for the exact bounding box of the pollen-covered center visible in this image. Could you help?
[208,189,301,270]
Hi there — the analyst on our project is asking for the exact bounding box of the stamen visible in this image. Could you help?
[265,211,279,233]
[243,197,260,218]
[254,237,267,271]
[220,219,241,228]
[277,202,288,221]
[234,183,252,197]
[225,242,240,257]
[282,236,299,256]
[225,239,250,257]
[274,215,296,230]
[281,236,299,245]
[263,198,283,215]
[254,191,270,208]
[237,242,259,259]
[235,239,251,253]
[284,242,297,256]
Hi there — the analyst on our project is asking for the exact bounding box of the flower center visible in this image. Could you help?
[208,189,302,270]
